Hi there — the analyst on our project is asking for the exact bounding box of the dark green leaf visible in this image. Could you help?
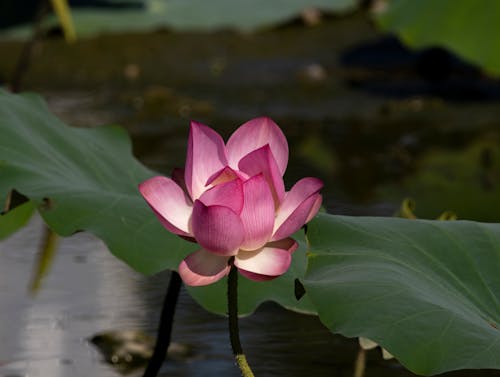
[0,90,196,274]
[376,0,500,76]
[304,213,500,375]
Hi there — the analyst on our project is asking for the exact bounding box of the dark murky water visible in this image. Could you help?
[1,10,500,377]
[0,216,400,377]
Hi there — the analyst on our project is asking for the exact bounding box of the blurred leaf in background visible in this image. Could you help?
[1,0,358,38]
[376,0,500,76]
[379,137,500,222]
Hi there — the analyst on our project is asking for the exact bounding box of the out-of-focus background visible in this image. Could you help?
[1,1,499,376]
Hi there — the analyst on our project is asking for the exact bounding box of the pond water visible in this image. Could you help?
[1,9,500,377]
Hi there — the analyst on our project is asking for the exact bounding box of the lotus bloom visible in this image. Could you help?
[139,117,322,286]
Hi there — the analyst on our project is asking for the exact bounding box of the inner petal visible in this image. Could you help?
[239,174,275,251]
[191,200,244,256]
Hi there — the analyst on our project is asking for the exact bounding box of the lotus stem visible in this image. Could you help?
[227,261,255,377]
[29,225,59,295]
[142,271,182,377]
[49,0,77,43]
[353,347,366,377]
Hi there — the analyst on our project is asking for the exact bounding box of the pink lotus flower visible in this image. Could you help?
[139,117,323,286]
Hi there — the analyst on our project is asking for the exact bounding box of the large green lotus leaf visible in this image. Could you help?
[1,0,357,38]
[376,0,500,76]
[304,213,500,375]
[0,90,196,274]
[187,231,316,316]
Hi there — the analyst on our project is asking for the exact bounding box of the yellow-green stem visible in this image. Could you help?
[49,0,76,43]
[227,261,255,377]
[353,347,366,377]
[30,225,59,294]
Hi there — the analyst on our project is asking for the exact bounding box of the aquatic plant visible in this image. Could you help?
[139,118,322,286]
[0,90,498,376]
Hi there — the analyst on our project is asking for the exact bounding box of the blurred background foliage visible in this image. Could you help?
[2,0,500,223]
[0,0,357,35]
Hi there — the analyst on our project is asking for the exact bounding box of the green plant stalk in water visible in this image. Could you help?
[142,271,182,377]
[228,260,255,377]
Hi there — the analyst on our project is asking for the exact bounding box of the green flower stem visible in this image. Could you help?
[143,271,182,377]
[29,225,59,295]
[227,261,255,377]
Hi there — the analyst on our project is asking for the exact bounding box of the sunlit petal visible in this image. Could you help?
[234,238,297,277]
[185,121,228,200]
[238,144,285,206]
[226,117,288,175]
[205,166,240,186]
[272,193,321,240]
[306,194,322,223]
[273,177,323,239]
[139,176,193,236]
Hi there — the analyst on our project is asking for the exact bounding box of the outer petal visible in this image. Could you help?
[272,177,323,240]
[238,270,275,281]
[191,200,244,256]
[234,238,297,279]
[239,174,275,251]
[179,249,230,286]
[185,121,228,200]
[272,193,321,241]
[199,178,244,215]
[238,144,285,206]
[139,176,193,237]
[306,194,323,223]
[226,117,289,175]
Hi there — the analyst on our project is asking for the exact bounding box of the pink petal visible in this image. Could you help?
[198,178,244,215]
[139,176,193,237]
[191,200,244,256]
[272,193,321,241]
[185,121,228,200]
[238,144,285,207]
[205,166,240,186]
[179,249,230,286]
[226,117,289,176]
[238,269,277,281]
[272,177,323,240]
[234,238,297,278]
[239,174,275,251]
[306,194,323,223]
